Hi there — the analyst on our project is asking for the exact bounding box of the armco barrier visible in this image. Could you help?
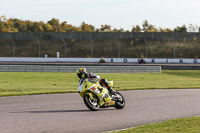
[0,65,161,73]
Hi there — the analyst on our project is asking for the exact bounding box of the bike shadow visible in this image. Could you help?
[11,108,116,113]
[25,109,90,113]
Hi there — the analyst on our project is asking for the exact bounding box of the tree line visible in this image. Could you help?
[0,15,200,33]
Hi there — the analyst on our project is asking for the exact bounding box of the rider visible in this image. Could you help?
[77,67,116,95]
[99,57,106,63]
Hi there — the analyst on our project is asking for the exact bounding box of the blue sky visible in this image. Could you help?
[1,0,200,30]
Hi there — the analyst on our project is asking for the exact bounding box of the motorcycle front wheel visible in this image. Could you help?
[114,92,125,109]
[83,94,99,111]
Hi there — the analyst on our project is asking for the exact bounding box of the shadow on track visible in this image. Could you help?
[26,109,91,113]
[10,109,90,113]
[10,108,116,113]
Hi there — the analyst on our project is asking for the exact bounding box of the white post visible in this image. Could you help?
[57,52,60,58]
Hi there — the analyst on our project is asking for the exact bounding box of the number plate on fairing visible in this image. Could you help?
[107,101,115,106]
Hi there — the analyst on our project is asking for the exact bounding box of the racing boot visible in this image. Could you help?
[107,86,116,95]
[100,79,116,95]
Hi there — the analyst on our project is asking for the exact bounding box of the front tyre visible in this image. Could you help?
[114,92,125,109]
[83,94,99,111]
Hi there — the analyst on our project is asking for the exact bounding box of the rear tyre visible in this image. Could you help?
[83,94,99,111]
[114,92,125,109]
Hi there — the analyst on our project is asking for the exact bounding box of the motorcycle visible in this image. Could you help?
[78,78,125,111]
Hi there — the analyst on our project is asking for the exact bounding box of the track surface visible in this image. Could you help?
[1,89,200,133]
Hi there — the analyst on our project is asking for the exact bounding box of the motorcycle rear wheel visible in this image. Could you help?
[114,92,125,109]
[83,94,99,111]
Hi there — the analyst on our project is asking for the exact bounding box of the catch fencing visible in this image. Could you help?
[0,32,200,59]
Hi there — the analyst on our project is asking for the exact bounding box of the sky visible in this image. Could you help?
[1,0,200,31]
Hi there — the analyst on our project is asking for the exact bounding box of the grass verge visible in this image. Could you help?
[109,117,200,133]
[1,70,200,97]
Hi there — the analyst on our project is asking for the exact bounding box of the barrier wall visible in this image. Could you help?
[0,57,199,64]
[0,65,161,73]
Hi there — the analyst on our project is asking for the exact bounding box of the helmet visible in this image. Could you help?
[77,68,87,79]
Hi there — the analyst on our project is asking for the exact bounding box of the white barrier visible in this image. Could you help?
[0,57,199,64]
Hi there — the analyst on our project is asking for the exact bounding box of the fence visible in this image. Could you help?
[0,32,200,40]
[0,32,200,58]
[0,39,200,58]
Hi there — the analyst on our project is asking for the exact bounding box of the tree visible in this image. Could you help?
[100,24,111,32]
[26,20,35,32]
[44,23,53,32]
[174,25,187,32]
[59,21,80,32]
[132,25,141,32]
[142,20,150,32]
[6,18,18,32]
[47,18,60,32]
[142,20,157,32]
[132,26,136,32]
[1,15,198,33]
[113,28,124,32]
[0,18,18,32]
[33,22,44,32]
[159,28,173,32]
[80,22,95,32]
[60,21,67,32]
[135,25,141,32]
[13,19,27,32]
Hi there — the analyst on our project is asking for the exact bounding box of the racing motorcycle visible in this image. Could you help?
[78,78,125,111]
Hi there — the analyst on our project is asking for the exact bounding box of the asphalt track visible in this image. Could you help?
[1,89,200,133]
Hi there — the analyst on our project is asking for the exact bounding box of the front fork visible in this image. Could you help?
[86,92,94,101]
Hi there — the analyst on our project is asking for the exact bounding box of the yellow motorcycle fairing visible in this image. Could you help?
[79,79,115,107]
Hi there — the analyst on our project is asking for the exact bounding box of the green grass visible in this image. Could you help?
[110,117,200,133]
[0,72,78,96]
[1,70,200,96]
